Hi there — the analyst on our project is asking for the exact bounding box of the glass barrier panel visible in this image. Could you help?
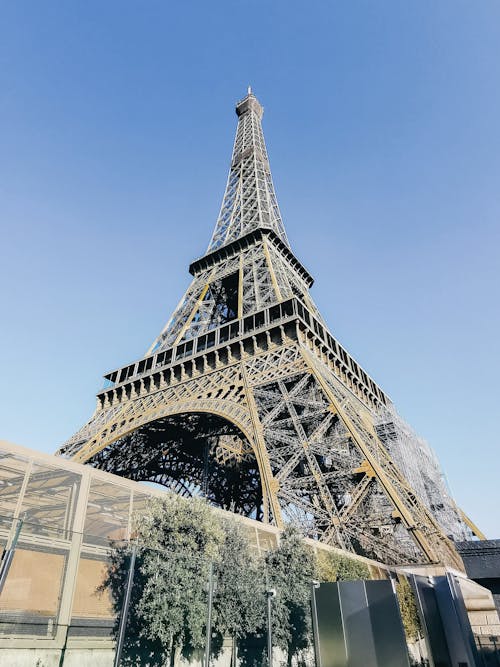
[0,452,29,523]
[395,574,431,667]
[19,463,81,539]
[0,515,13,556]
[69,546,115,639]
[84,479,131,547]
[130,492,154,531]
[0,535,66,638]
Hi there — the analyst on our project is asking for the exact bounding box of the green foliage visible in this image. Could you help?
[316,549,370,582]
[213,518,264,642]
[135,495,223,660]
[213,519,267,667]
[104,497,374,667]
[103,495,223,666]
[264,526,316,666]
[395,576,423,643]
[103,543,167,666]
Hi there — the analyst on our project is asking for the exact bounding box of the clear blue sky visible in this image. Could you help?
[1,2,499,537]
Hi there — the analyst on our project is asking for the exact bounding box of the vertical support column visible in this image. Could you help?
[54,468,92,647]
[262,238,283,303]
[266,589,276,667]
[113,544,138,667]
[240,365,282,527]
[0,518,23,595]
[204,561,215,667]
[238,254,244,319]
[311,581,322,667]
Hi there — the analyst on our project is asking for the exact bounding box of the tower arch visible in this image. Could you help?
[87,408,266,520]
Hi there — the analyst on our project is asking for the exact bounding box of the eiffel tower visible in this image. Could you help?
[58,88,464,569]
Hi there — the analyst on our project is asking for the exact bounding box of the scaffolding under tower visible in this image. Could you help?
[375,404,472,542]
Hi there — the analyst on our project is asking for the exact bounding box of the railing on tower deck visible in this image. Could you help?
[98,297,388,410]
[101,298,298,389]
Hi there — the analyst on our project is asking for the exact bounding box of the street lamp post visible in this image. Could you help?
[311,580,322,667]
[266,588,276,667]
[204,561,215,667]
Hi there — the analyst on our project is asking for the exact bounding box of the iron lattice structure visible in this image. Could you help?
[58,89,469,568]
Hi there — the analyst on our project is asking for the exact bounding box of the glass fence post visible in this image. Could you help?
[266,588,276,667]
[311,580,322,667]
[113,543,137,667]
[0,517,23,595]
[204,561,214,667]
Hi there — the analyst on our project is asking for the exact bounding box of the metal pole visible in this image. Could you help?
[0,517,23,596]
[204,561,214,667]
[311,581,322,667]
[113,543,137,667]
[266,590,275,667]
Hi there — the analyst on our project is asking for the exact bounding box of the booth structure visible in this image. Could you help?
[313,575,487,667]
[314,580,410,667]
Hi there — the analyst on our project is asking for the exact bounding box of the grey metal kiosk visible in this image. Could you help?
[314,580,410,667]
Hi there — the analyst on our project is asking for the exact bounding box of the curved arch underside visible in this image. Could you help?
[87,412,264,520]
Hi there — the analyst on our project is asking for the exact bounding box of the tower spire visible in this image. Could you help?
[207,90,290,251]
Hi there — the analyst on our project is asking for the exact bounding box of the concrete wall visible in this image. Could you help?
[457,539,500,618]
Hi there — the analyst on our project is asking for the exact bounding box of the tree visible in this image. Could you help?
[104,497,375,667]
[103,494,223,666]
[104,496,270,666]
[136,495,223,664]
[265,526,316,667]
[395,575,422,643]
[212,518,265,665]
[316,549,370,583]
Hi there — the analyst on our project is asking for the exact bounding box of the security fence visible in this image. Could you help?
[0,441,499,667]
[0,440,381,666]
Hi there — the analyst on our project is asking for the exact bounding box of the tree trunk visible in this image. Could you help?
[231,636,237,667]
[170,644,181,667]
